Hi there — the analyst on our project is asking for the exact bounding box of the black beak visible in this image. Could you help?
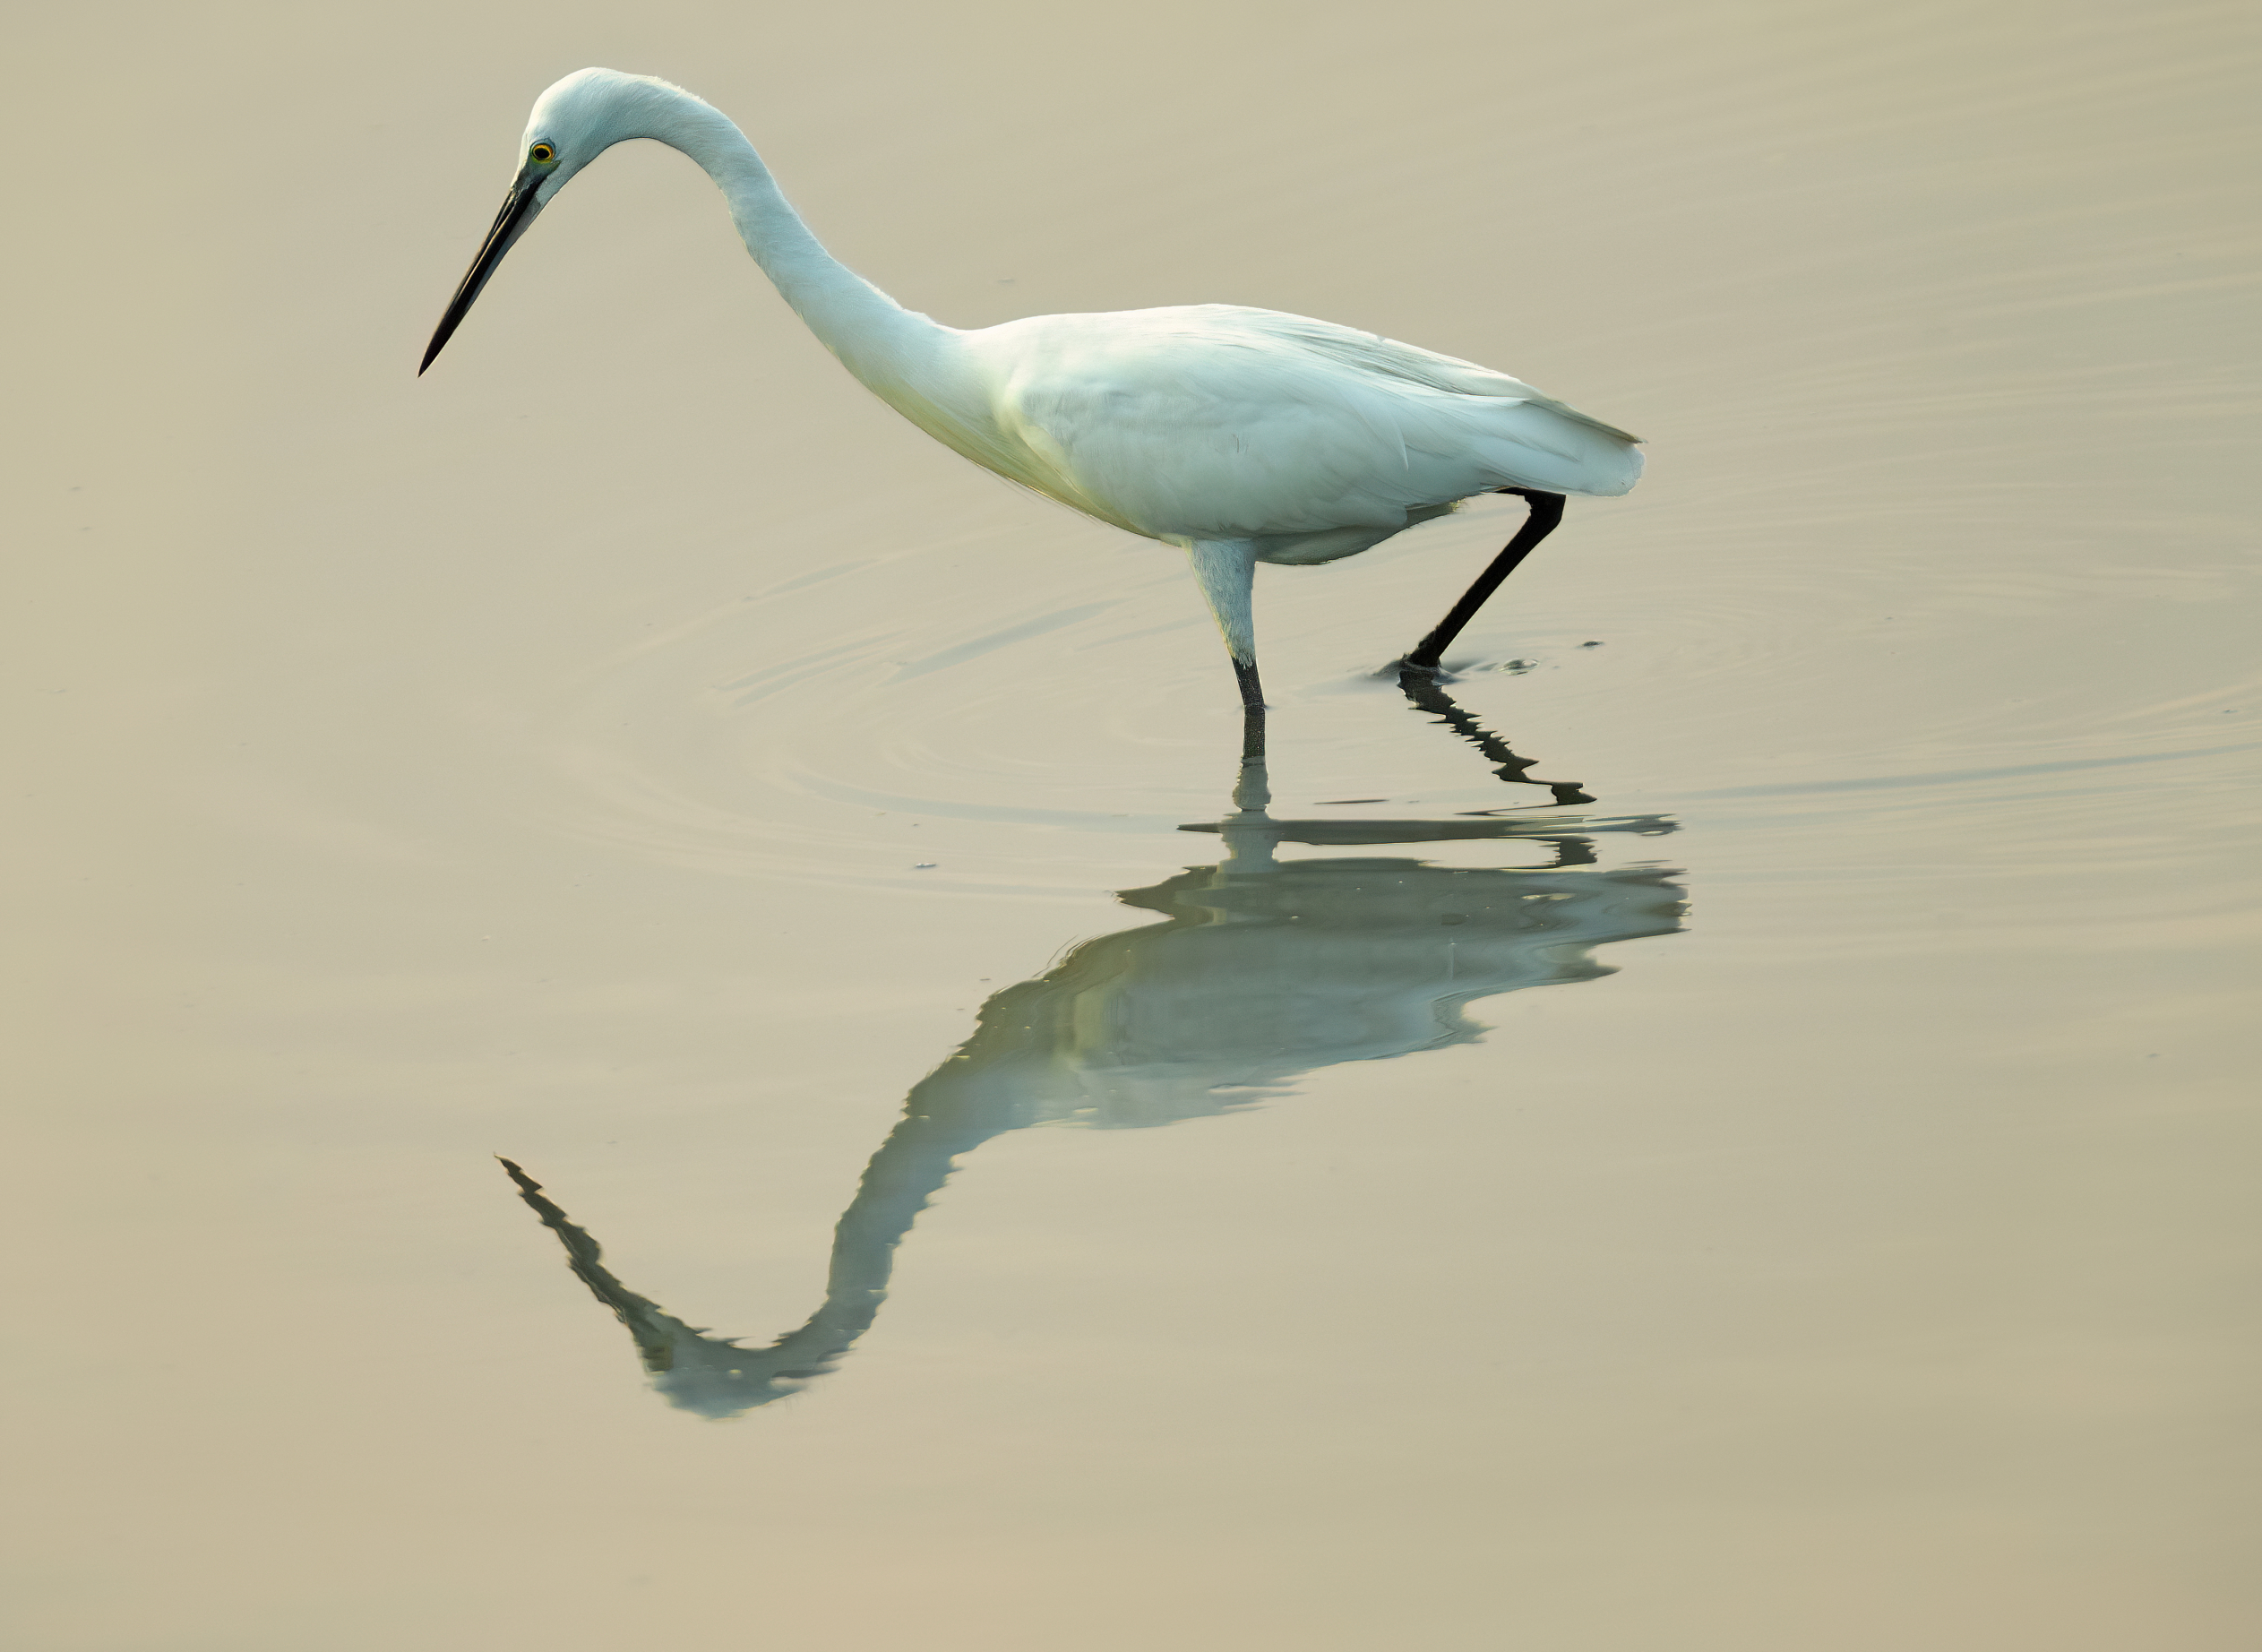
[419,167,547,375]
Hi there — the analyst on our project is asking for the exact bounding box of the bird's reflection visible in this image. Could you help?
[505,684,1685,1417]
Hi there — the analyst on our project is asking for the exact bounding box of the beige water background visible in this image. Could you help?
[7,1,2259,1647]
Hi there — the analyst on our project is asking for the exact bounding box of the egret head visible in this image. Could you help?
[418,68,685,374]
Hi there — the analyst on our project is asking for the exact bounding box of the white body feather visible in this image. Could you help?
[960,305,1640,563]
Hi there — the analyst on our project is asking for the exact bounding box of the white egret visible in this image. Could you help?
[422,69,1643,734]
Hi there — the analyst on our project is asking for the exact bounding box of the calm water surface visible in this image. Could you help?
[8,2,2258,1648]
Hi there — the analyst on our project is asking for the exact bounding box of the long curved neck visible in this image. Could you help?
[627,89,957,396]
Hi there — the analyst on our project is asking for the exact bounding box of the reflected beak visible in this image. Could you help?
[418,166,547,375]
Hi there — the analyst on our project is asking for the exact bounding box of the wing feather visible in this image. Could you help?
[969,305,1640,545]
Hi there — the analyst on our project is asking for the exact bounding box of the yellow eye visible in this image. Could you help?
[529,142,555,163]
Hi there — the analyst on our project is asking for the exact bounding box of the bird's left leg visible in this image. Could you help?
[1188,540,1267,759]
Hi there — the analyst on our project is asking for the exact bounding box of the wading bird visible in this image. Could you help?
[422,70,1642,742]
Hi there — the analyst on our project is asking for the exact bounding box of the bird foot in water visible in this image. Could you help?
[1392,657,1459,685]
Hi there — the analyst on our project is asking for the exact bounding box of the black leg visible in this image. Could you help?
[1233,657,1267,762]
[1400,489,1567,673]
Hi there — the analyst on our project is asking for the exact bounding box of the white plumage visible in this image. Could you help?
[422,69,1642,711]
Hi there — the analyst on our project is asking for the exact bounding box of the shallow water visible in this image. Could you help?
[8,1,2259,1647]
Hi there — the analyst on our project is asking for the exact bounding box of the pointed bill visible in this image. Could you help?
[419,167,547,375]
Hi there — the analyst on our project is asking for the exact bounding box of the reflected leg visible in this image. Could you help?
[1400,489,1567,672]
[1397,670,1594,804]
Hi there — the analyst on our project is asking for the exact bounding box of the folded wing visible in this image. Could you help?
[975,305,1642,546]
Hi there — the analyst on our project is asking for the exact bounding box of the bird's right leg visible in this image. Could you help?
[1400,489,1567,675]
[1188,540,1267,760]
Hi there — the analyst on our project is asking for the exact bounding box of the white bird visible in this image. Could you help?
[422,69,1642,737]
